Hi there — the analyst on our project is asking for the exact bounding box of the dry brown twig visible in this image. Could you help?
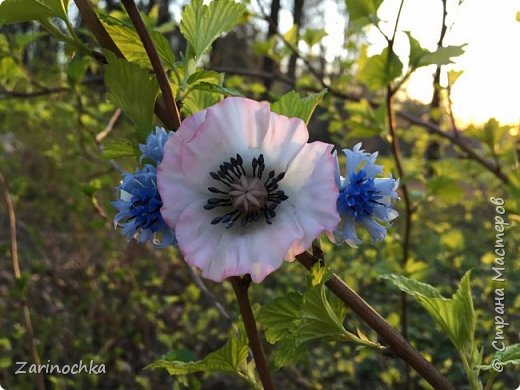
[0,170,45,390]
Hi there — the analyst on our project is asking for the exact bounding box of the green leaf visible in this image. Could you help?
[100,15,175,69]
[101,139,137,160]
[448,70,463,86]
[382,272,475,354]
[406,32,430,68]
[271,90,327,124]
[478,344,520,371]
[180,0,246,61]
[345,0,383,28]
[406,32,465,68]
[147,336,249,376]
[66,57,91,86]
[302,28,327,48]
[260,263,382,368]
[358,47,403,90]
[191,82,243,97]
[14,32,46,50]
[104,53,159,129]
[283,24,299,46]
[418,45,466,67]
[181,89,221,117]
[0,0,70,24]
[186,70,222,87]
[258,292,302,344]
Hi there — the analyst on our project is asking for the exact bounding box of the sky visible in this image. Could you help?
[305,0,520,126]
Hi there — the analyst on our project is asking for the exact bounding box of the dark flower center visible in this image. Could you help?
[338,170,382,222]
[204,153,289,229]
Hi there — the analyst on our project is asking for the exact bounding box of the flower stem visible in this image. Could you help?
[229,276,274,390]
[296,252,455,390]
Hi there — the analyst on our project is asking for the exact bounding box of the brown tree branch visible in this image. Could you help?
[121,0,181,130]
[296,252,455,390]
[73,0,178,129]
[229,276,274,390]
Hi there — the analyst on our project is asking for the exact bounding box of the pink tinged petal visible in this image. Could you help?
[180,98,271,192]
[157,109,209,228]
[283,142,340,258]
[175,199,305,282]
[158,136,206,230]
[244,206,305,282]
[175,200,223,271]
[261,114,309,172]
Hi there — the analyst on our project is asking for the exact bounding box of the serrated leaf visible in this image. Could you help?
[181,89,221,117]
[302,28,327,48]
[0,0,69,24]
[148,336,249,375]
[299,279,347,343]
[358,47,403,90]
[102,139,137,159]
[271,90,327,124]
[180,0,246,61]
[187,70,222,86]
[260,263,380,368]
[100,15,175,69]
[257,292,302,344]
[382,272,475,354]
[345,0,383,28]
[478,344,520,371]
[104,53,159,128]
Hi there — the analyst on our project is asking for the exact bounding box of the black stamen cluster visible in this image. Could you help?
[204,153,289,229]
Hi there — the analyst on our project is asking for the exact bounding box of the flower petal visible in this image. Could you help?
[175,200,305,282]
[179,98,271,192]
[283,142,340,257]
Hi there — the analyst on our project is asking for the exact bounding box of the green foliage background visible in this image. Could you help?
[0,0,519,388]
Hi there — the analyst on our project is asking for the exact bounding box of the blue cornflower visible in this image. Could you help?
[112,164,175,247]
[139,127,172,164]
[329,143,399,247]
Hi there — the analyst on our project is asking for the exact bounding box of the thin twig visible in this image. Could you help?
[397,111,509,184]
[229,276,274,390]
[0,171,45,390]
[296,252,455,390]
[96,108,122,142]
[121,0,181,130]
[188,267,232,322]
[386,4,412,385]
